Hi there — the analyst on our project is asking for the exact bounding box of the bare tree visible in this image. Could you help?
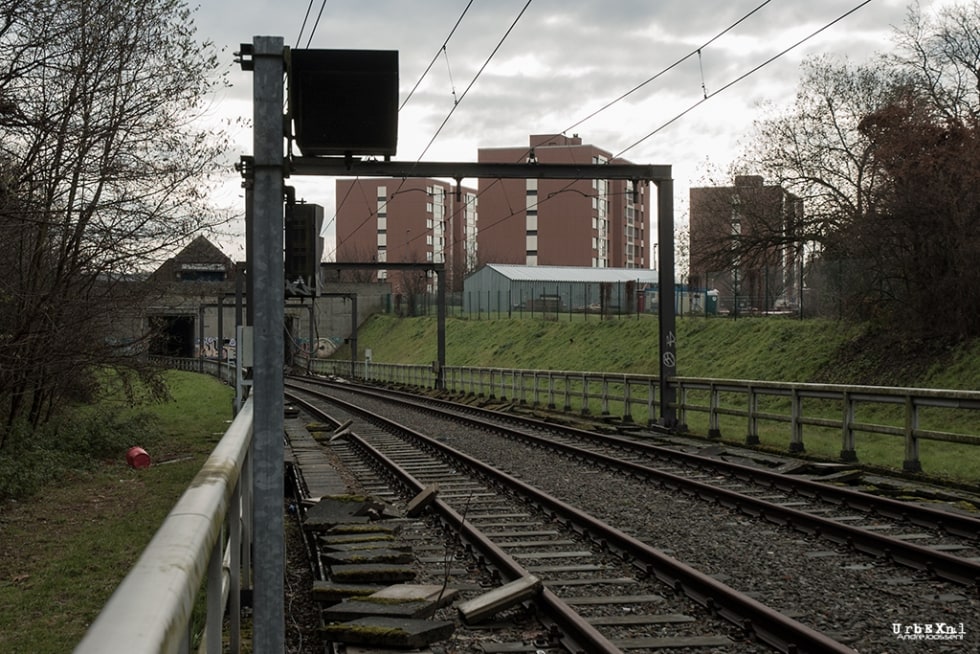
[0,0,229,441]
[714,1,980,333]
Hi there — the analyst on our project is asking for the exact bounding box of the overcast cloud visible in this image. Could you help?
[192,0,950,261]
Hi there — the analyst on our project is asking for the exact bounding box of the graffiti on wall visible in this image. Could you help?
[195,337,237,360]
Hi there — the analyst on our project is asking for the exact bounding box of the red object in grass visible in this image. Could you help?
[126,446,151,469]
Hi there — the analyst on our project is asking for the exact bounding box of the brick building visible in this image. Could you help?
[335,177,478,293]
[689,175,803,313]
[477,134,651,269]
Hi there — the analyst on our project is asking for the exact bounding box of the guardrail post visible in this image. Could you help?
[563,373,573,412]
[229,478,242,653]
[708,383,721,439]
[902,395,922,472]
[789,387,805,452]
[622,376,633,423]
[581,375,591,416]
[206,528,223,653]
[647,379,657,427]
[840,391,857,461]
[600,375,611,417]
[746,385,760,445]
[547,371,557,409]
[532,370,541,407]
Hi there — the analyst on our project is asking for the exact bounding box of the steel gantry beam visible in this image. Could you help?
[297,158,678,430]
[290,156,671,184]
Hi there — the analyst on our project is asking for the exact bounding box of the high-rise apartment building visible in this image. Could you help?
[689,175,803,313]
[335,178,478,293]
[477,134,651,269]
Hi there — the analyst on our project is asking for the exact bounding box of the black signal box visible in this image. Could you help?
[284,203,324,297]
[289,49,398,157]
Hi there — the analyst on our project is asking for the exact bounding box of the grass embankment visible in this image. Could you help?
[335,314,980,483]
[0,371,234,654]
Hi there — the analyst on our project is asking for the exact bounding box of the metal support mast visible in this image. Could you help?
[245,35,285,654]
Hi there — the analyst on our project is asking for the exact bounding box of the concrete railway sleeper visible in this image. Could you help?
[286,384,858,653]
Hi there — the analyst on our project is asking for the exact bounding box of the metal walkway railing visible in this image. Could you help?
[74,399,254,654]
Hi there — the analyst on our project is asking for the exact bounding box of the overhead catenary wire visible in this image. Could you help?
[614,0,874,159]
[305,0,328,49]
[329,1,870,263]
[294,0,315,48]
[328,0,533,260]
[418,0,783,253]
[558,0,776,138]
[414,0,533,162]
[400,0,475,111]
[324,0,477,260]
[464,0,877,247]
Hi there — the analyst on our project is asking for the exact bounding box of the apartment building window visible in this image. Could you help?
[377,185,386,200]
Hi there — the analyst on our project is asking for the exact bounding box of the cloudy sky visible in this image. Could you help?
[191,0,952,262]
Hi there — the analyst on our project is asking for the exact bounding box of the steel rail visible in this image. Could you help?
[286,391,622,654]
[286,384,855,654]
[298,376,980,541]
[388,389,980,589]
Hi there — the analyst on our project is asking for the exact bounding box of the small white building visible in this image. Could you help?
[462,264,660,315]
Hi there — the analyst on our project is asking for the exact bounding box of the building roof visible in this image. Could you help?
[147,235,236,285]
[477,263,658,283]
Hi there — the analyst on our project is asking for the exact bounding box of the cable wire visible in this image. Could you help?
[415,0,533,161]
[559,0,775,137]
[400,0,475,111]
[615,0,873,158]
[294,0,315,48]
[305,0,328,48]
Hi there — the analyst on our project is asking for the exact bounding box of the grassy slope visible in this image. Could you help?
[343,313,980,389]
[0,371,234,654]
[338,313,980,481]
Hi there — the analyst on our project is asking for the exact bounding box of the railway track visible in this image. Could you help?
[290,375,980,581]
[283,374,980,652]
[284,379,880,653]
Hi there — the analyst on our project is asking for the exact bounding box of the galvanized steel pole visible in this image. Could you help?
[250,35,285,653]
[656,177,677,427]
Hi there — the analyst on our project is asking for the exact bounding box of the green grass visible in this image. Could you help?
[0,370,234,654]
[334,313,980,483]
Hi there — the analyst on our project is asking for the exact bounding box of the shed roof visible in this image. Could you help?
[478,263,658,283]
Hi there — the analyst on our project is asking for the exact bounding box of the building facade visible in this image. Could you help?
[335,178,478,294]
[476,134,651,270]
[689,175,803,314]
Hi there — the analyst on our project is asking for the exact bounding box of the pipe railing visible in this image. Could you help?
[306,358,980,474]
[74,399,254,654]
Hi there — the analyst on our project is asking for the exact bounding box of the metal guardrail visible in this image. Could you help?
[74,399,254,654]
[306,358,980,474]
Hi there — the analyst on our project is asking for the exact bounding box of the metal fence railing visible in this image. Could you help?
[306,358,980,475]
[74,398,254,654]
